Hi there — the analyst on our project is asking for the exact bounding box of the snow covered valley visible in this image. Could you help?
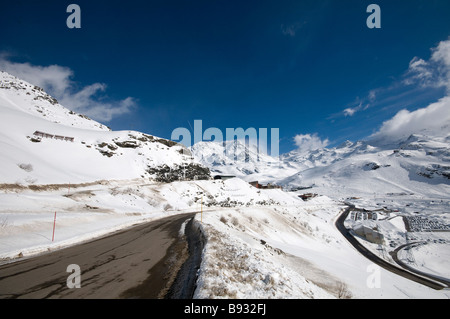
[1,70,449,299]
[1,178,449,298]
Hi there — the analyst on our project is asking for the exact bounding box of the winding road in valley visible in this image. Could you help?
[0,213,202,299]
[335,206,449,290]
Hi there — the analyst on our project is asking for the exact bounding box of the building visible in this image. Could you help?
[249,181,261,189]
[250,181,282,190]
[353,224,384,244]
[33,130,74,142]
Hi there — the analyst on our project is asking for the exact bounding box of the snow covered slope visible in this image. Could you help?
[191,140,298,184]
[192,129,450,202]
[0,71,208,185]
[1,70,449,299]
[281,132,450,202]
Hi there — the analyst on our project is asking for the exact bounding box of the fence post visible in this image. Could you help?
[52,211,57,241]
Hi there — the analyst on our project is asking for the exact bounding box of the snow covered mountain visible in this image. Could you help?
[1,71,449,300]
[0,71,209,185]
[281,131,450,204]
[192,122,449,204]
[190,140,299,184]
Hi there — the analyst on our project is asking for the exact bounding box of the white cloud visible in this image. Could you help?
[281,21,306,37]
[0,55,136,122]
[370,39,450,144]
[343,102,369,117]
[405,38,450,91]
[368,89,377,101]
[340,38,450,119]
[371,96,450,142]
[343,107,357,117]
[294,133,329,153]
[431,39,450,68]
[0,55,73,97]
[405,57,433,85]
[342,99,370,117]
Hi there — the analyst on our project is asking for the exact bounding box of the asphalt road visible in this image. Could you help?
[391,241,450,288]
[0,213,195,299]
[335,206,447,290]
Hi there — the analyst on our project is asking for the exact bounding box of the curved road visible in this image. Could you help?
[335,206,448,290]
[392,242,450,287]
[0,213,196,299]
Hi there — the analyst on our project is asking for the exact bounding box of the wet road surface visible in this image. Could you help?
[0,213,195,299]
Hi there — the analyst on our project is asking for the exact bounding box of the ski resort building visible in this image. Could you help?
[33,131,74,142]
[353,224,384,244]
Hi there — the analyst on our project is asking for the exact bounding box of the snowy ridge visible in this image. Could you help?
[192,131,450,199]
[281,132,450,202]
[0,71,110,131]
[0,71,207,185]
[191,140,298,184]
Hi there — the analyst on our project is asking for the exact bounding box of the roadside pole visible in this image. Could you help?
[52,211,57,241]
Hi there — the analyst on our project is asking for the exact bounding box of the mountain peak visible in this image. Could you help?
[0,70,110,132]
[0,71,209,184]
[337,140,354,149]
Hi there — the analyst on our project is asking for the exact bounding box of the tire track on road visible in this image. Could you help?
[0,213,197,299]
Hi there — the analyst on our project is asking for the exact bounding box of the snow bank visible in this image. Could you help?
[1,176,448,299]
[191,192,449,299]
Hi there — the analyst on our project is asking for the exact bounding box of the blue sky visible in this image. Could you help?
[1,0,450,154]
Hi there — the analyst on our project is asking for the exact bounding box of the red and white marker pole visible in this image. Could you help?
[52,211,57,242]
